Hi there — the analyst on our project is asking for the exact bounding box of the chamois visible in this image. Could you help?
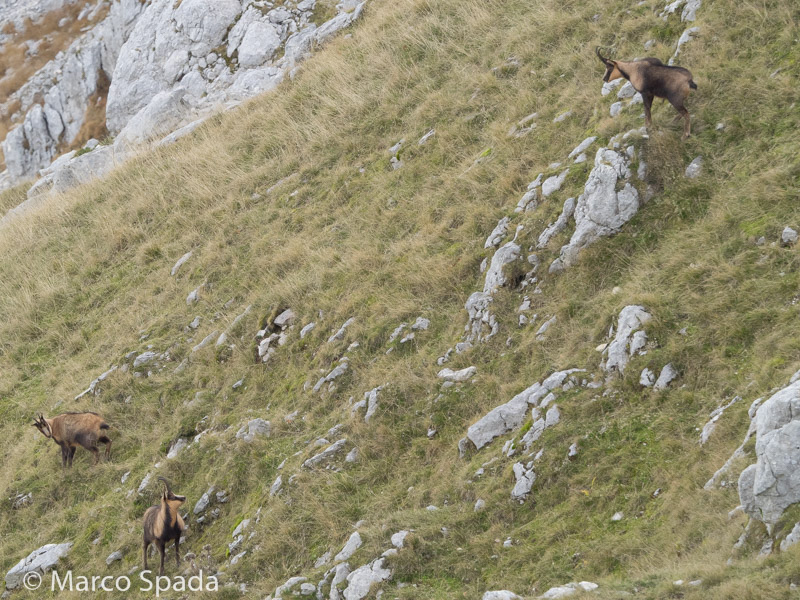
[596,47,697,139]
[142,477,186,575]
[32,412,112,468]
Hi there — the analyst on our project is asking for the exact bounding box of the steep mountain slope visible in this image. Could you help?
[0,0,799,598]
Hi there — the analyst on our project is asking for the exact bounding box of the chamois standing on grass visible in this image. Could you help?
[142,477,187,576]
[32,412,112,468]
[596,47,697,139]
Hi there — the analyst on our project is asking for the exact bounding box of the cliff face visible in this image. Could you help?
[0,0,799,598]
[0,0,366,194]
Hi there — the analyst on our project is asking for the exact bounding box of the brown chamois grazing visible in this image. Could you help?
[32,412,112,468]
[596,47,697,139]
[142,477,186,575]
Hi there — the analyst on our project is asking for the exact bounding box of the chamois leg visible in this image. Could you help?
[175,537,181,569]
[143,541,149,571]
[679,106,691,139]
[87,445,100,465]
[100,436,112,461]
[642,93,654,129]
[68,447,76,467]
[60,444,68,468]
[157,541,166,576]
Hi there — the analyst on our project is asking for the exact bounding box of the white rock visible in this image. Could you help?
[780,522,800,552]
[485,217,510,248]
[269,475,282,496]
[238,21,281,68]
[466,369,583,450]
[738,379,800,524]
[484,242,521,293]
[536,316,557,340]
[685,156,703,178]
[236,418,271,442]
[538,198,576,249]
[334,532,363,562]
[511,462,536,500]
[391,530,409,548]
[654,364,678,390]
[539,582,599,598]
[781,226,798,246]
[167,438,188,459]
[437,367,477,383]
[611,512,624,521]
[483,592,523,600]
[542,170,569,197]
[106,550,123,565]
[639,368,656,387]
[5,543,73,590]
[605,305,652,374]
[669,27,700,65]
[555,148,639,269]
[329,318,356,342]
[568,136,597,159]
[343,558,391,600]
[303,439,347,468]
[300,322,316,338]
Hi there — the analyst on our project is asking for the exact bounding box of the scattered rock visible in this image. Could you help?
[542,170,569,197]
[485,217,510,249]
[329,318,356,342]
[391,530,409,549]
[342,558,391,600]
[236,419,271,443]
[106,551,123,566]
[654,364,678,390]
[483,592,523,600]
[604,305,652,375]
[781,226,798,246]
[303,439,348,468]
[539,582,599,598]
[334,532,363,562]
[639,368,656,387]
[484,242,521,293]
[5,543,73,590]
[170,251,193,276]
[553,148,639,271]
[437,367,477,383]
[738,379,800,524]
[511,462,536,500]
[685,156,703,178]
[466,369,583,450]
[167,438,189,459]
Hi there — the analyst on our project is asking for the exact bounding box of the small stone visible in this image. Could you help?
[171,251,192,276]
[106,550,123,565]
[474,499,486,512]
[611,512,624,521]
[654,364,678,390]
[685,156,703,178]
[639,368,655,387]
[781,226,798,246]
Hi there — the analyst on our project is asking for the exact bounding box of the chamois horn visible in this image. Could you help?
[596,46,610,64]
[157,476,172,493]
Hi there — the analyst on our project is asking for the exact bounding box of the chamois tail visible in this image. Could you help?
[689,80,697,90]
[100,423,110,430]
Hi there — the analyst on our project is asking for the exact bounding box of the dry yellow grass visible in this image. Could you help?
[0,0,797,597]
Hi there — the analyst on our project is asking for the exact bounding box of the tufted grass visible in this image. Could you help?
[0,0,798,597]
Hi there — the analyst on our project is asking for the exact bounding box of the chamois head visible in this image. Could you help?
[596,47,624,83]
[32,414,52,438]
[158,477,186,505]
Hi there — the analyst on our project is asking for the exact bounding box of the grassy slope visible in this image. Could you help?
[0,0,799,598]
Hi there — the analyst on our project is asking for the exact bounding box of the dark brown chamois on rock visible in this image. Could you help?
[142,477,187,575]
[597,47,697,139]
[32,412,112,467]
